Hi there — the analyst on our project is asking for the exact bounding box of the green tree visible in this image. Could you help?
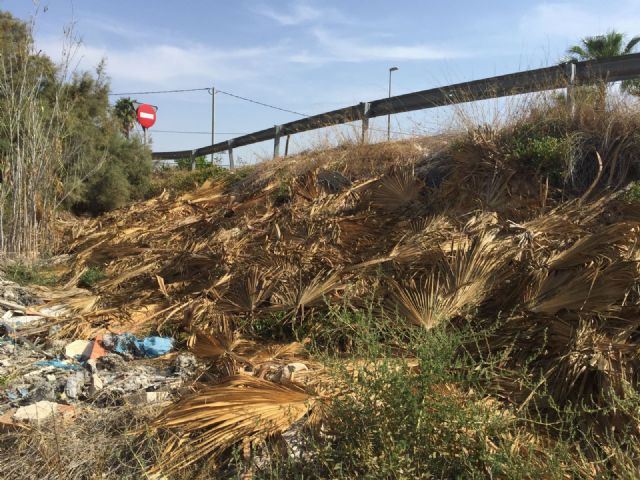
[113,97,136,139]
[0,8,155,255]
[566,31,640,104]
[176,154,208,170]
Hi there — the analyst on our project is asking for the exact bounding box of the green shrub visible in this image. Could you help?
[255,320,581,479]
[508,134,571,182]
[148,164,255,196]
[3,262,58,286]
[623,181,640,203]
[77,135,153,214]
[174,155,217,171]
[78,266,106,288]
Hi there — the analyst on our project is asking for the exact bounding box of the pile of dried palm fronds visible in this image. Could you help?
[47,134,640,475]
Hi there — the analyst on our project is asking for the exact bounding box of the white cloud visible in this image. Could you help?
[296,28,461,63]
[252,1,350,26]
[253,2,322,26]
[38,35,283,86]
[520,1,640,40]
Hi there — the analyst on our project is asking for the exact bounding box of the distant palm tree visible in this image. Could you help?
[113,97,136,139]
[566,31,640,102]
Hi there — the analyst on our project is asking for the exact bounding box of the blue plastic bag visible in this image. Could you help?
[110,333,174,358]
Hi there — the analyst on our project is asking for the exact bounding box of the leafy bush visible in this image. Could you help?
[174,155,216,171]
[256,319,581,479]
[78,266,106,288]
[149,164,255,196]
[507,133,571,182]
[75,135,152,214]
[623,181,640,203]
[3,262,58,286]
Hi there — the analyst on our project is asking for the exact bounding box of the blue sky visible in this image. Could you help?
[2,0,640,162]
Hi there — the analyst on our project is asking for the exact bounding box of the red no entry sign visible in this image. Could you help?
[136,103,157,129]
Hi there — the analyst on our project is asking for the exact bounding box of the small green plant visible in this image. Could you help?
[149,164,232,195]
[3,262,58,286]
[272,178,291,206]
[78,267,106,288]
[623,181,640,203]
[175,155,210,171]
[256,319,583,479]
[509,134,571,182]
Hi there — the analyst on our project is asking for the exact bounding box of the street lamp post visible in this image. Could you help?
[210,85,215,164]
[387,67,398,141]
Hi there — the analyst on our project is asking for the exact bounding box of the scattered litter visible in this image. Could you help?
[64,371,87,400]
[105,333,174,358]
[34,359,81,370]
[6,387,29,401]
[0,409,27,432]
[0,311,45,334]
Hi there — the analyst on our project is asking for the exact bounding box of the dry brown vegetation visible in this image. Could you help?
[4,96,640,478]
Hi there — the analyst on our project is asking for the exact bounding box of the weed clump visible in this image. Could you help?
[3,262,58,286]
[78,267,106,288]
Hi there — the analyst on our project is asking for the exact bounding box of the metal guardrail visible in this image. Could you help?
[152,53,640,163]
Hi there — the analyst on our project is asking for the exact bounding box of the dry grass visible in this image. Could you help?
[11,95,640,477]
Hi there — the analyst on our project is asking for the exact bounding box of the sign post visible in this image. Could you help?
[135,103,158,145]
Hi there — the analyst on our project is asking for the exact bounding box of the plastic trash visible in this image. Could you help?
[140,336,174,357]
[105,333,174,358]
[34,359,81,370]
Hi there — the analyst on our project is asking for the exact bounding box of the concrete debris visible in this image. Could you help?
[64,371,87,400]
[0,280,37,307]
[0,311,45,334]
[125,391,170,406]
[13,401,75,424]
[281,362,309,381]
[38,304,68,317]
[64,339,92,360]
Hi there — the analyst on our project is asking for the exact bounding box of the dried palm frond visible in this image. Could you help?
[387,274,451,329]
[187,328,254,361]
[388,232,512,328]
[150,375,317,474]
[366,167,423,210]
[293,170,321,201]
[527,261,638,314]
[547,222,636,270]
[271,270,345,317]
[446,233,511,313]
[219,267,278,314]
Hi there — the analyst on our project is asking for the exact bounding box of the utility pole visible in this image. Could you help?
[210,86,215,164]
[387,67,398,141]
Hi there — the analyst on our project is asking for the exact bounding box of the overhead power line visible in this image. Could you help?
[109,86,416,137]
[109,87,210,96]
[109,86,308,117]
[214,89,308,117]
[153,129,248,135]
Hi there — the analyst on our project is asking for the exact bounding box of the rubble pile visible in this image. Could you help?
[0,277,201,433]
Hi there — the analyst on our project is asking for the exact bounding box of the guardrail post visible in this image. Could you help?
[360,102,371,144]
[284,134,291,157]
[190,149,196,171]
[273,125,282,159]
[565,62,577,119]
[227,140,235,171]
